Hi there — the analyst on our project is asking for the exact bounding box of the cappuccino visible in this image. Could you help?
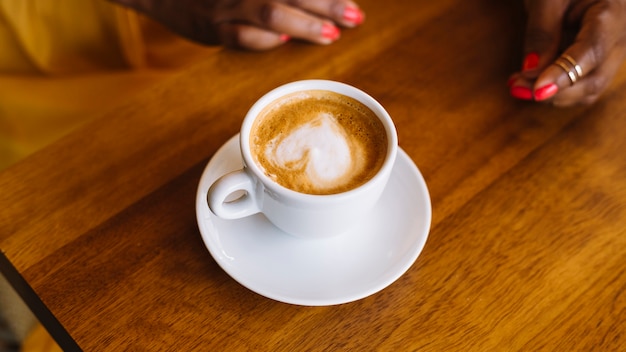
[250,90,387,195]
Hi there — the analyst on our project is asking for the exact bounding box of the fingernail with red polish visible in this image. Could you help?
[522,52,539,71]
[534,83,558,101]
[510,86,533,100]
[321,23,340,41]
[343,6,364,25]
[279,34,290,42]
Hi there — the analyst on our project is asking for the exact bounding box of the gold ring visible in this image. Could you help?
[554,58,577,86]
[561,54,583,78]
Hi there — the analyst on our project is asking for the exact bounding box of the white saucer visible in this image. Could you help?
[196,135,431,306]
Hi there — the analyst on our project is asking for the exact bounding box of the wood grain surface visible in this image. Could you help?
[2,0,626,350]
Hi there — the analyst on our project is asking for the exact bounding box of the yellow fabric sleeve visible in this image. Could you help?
[0,0,218,170]
[0,0,144,74]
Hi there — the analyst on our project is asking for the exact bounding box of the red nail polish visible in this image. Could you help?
[279,34,290,42]
[510,86,533,100]
[534,83,558,101]
[522,52,539,71]
[321,23,340,41]
[343,6,364,25]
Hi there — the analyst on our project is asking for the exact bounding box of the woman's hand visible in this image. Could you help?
[112,0,364,51]
[509,0,626,107]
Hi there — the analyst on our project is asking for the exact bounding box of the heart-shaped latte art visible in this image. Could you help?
[266,113,362,188]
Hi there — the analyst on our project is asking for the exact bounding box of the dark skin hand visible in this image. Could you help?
[111,0,365,50]
[509,0,626,107]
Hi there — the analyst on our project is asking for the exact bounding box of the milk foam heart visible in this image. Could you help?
[266,113,362,188]
[250,90,387,195]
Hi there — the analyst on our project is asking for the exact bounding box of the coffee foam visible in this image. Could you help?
[265,112,362,188]
[251,90,387,195]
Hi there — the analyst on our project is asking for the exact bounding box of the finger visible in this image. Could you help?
[509,75,535,101]
[280,0,365,28]
[530,49,587,102]
[551,48,624,107]
[226,1,342,44]
[520,0,569,77]
[217,23,290,51]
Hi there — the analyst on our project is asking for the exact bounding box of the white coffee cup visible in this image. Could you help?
[207,80,398,238]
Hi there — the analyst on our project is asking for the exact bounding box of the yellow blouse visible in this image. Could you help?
[0,0,146,74]
[0,0,215,169]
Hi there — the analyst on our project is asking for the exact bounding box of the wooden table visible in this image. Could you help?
[2,0,626,350]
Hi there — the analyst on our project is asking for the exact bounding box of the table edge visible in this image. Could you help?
[0,250,82,352]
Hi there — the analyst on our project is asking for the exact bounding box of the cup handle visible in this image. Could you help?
[207,169,261,219]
